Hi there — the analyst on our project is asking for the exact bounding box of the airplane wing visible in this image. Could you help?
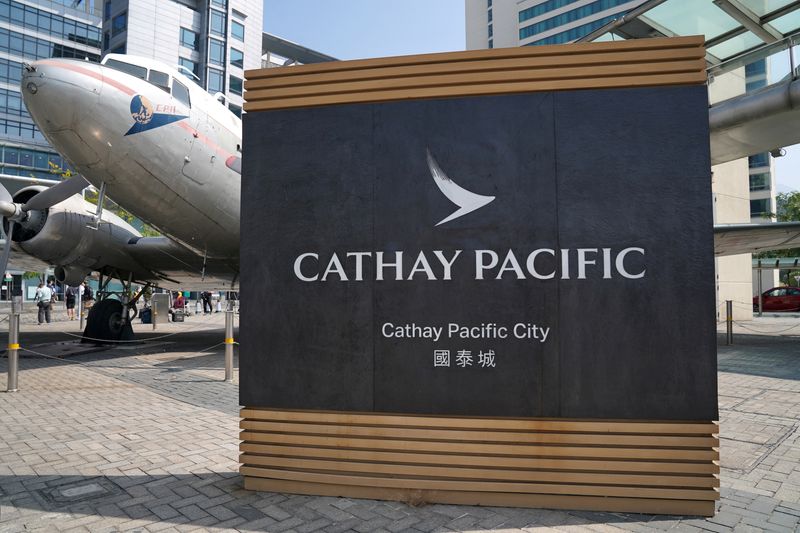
[124,236,237,290]
[714,222,800,256]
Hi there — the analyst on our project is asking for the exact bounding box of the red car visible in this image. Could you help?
[753,287,800,311]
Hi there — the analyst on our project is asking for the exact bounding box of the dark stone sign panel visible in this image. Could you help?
[240,86,718,420]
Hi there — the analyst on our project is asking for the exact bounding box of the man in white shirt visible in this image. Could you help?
[34,282,53,324]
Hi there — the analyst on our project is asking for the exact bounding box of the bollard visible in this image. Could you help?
[152,298,157,331]
[6,295,21,392]
[224,298,234,382]
[726,300,733,346]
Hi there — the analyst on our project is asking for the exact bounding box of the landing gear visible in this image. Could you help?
[81,270,145,344]
[82,299,134,343]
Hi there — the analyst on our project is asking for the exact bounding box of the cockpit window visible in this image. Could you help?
[104,58,146,80]
[148,70,170,93]
[172,80,191,108]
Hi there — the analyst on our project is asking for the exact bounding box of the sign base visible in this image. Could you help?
[239,408,719,517]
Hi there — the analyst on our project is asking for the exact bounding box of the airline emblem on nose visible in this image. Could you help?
[427,149,495,226]
[126,94,188,136]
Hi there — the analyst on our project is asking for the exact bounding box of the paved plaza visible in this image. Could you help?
[0,315,798,532]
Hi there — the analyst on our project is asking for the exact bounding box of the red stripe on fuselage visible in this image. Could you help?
[176,121,234,160]
[37,59,135,96]
[37,60,235,161]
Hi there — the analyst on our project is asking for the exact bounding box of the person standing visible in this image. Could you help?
[201,291,213,313]
[81,281,94,308]
[34,282,53,324]
[65,285,78,320]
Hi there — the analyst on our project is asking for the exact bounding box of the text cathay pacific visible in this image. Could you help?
[293,248,645,281]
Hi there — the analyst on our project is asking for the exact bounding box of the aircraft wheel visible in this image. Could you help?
[82,299,135,343]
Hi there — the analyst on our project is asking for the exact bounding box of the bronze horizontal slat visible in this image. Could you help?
[239,454,719,488]
[244,47,705,91]
[243,72,706,112]
[239,408,719,435]
[245,36,705,82]
[239,420,718,447]
[239,443,721,474]
[243,477,717,516]
[240,466,720,501]
[245,59,706,102]
[239,431,719,461]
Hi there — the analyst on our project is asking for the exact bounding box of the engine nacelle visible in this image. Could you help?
[9,185,151,283]
[54,265,92,286]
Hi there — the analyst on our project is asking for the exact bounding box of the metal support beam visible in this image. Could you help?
[713,0,782,43]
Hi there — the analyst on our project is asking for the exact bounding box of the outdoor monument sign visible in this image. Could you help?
[239,36,719,516]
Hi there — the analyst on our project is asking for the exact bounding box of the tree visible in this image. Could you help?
[776,191,800,222]
[45,162,160,237]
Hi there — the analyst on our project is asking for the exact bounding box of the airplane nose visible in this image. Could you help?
[21,59,105,167]
[21,59,102,133]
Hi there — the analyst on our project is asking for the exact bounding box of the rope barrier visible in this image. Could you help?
[51,311,233,344]
[731,321,800,334]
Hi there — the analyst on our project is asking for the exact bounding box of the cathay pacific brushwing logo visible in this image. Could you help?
[427,149,495,226]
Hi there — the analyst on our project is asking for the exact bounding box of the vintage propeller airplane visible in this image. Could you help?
[1,53,798,341]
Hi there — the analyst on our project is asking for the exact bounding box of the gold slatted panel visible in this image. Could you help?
[240,408,719,516]
[243,36,706,112]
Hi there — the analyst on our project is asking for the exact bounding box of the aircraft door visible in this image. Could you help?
[181,120,215,185]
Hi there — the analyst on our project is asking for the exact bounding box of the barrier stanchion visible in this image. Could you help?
[6,295,20,392]
[224,297,234,382]
[726,300,733,345]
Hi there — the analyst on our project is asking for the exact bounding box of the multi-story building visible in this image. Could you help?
[102,0,263,117]
[466,0,647,50]
[0,0,101,190]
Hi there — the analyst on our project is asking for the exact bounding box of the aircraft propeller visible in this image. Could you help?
[0,175,88,277]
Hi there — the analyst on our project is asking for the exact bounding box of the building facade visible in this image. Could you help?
[102,0,263,117]
[466,0,647,50]
[0,0,100,190]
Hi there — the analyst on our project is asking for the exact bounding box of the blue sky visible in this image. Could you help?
[263,0,465,60]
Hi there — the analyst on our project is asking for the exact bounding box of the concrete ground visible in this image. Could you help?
[0,315,798,532]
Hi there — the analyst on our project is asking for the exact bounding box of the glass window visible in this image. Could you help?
[207,68,223,93]
[172,80,190,107]
[179,57,199,79]
[104,0,111,20]
[229,75,242,95]
[749,172,771,191]
[111,12,126,37]
[210,10,226,36]
[103,32,109,50]
[33,151,47,169]
[19,149,32,167]
[180,27,198,50]
[211,0,227,6]
[749,152,770,168]
[3,147,18,165]
[230,48,243,68]
[750,198,771,217]
[37,12,50,33]
[9,4,21,24]
[229,103,241,117]
[104,58,147,80]
[48,153,61,169]
[209,39,224,66]
[232,20,244,41]
[148,70,170,92]
[488,9,492,22]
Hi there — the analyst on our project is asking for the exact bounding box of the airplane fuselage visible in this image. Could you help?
[21,55,241,261]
